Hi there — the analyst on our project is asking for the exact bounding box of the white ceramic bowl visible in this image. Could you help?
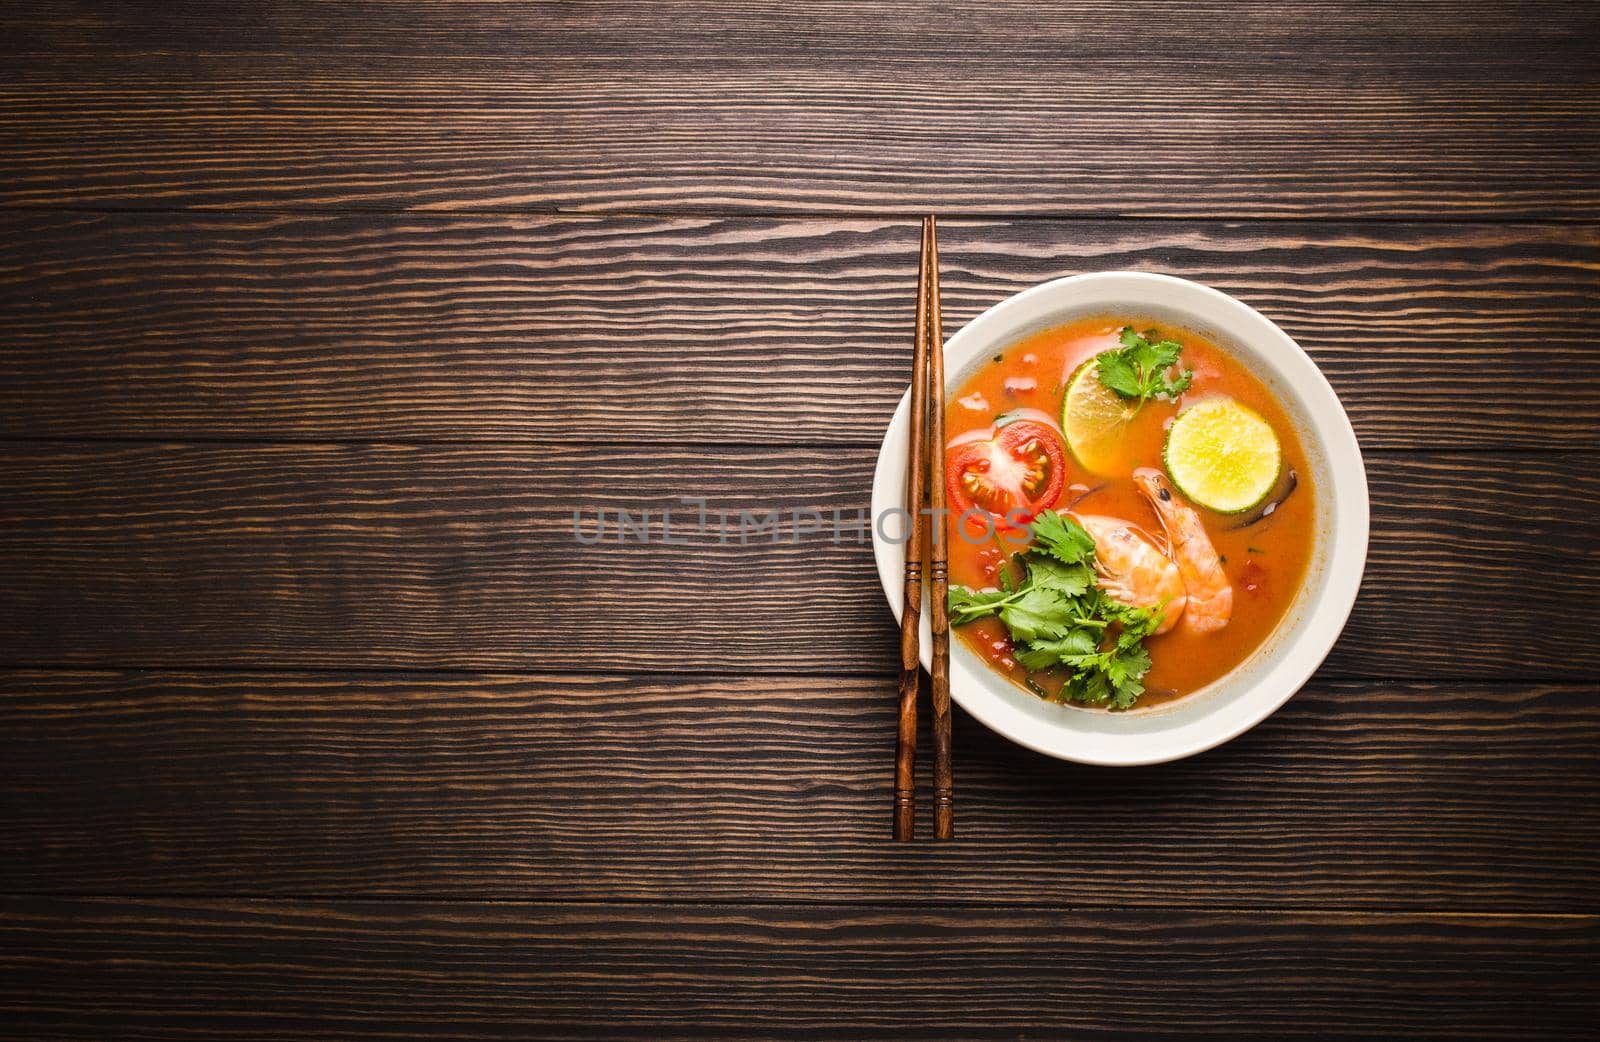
[871,272,1368,765]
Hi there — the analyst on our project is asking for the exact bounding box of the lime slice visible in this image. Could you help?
[1163,397,1281,513]
[1061,355,1140,475]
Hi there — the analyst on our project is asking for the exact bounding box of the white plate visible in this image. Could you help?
[871,272,1368,765]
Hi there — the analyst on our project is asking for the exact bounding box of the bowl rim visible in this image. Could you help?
[870,271,1369,765]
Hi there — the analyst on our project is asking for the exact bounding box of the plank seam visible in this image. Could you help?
[0,203,1597,226]
[0,437,1583,457]
[0,662,1588,685]
[0,893,1593,917]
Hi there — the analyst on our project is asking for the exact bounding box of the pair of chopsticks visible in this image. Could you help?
[894,215,953,842]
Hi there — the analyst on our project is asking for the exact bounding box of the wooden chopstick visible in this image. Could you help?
[893,217,933,842]
[924,216,954,841]
[893,216,955,843]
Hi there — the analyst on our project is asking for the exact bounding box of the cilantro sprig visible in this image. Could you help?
[1096,326,1194,410]
[948,510,1166,710]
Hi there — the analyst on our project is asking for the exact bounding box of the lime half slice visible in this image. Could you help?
[1061,355,1140,475]
[1163,397,1281,513]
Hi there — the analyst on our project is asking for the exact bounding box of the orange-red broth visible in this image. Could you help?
[946,316,1314,708]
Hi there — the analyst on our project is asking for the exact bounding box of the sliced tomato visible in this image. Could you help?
[945,412,1068,529]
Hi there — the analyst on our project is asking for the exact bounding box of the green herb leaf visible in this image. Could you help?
[1024,556,1094,598]
[1027,510,1096,565]
[1096,326,1194,411]
[946,512,1165,710]
[947,585,1013,626]
[1094,350,1143,398]
[1015,629,1099,671]
[999,587,1078,643]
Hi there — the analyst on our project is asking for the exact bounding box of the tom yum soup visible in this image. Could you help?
[944,317,1314,711]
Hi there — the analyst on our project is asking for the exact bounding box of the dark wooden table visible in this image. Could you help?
[2,3,1597,1039]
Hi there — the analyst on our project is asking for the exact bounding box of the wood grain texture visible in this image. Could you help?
[1,898,1594,1042]
[0,48,1595,217]
[5,0,1596,68]
[2,2,1597,1038]
[0,443,1594,677]
[1,213,1595,448]
[1,671,1596,907]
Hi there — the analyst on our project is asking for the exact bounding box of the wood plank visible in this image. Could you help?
[1,671,1595,907]
[1,213,1595,449]
[0,52,1594,217]
[5,0,1595,69]
[0,898,1594,1041]
[0,444,1593,677]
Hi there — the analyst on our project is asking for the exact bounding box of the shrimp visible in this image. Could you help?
[1072,513,1186,635]
[1133,467,1232,634]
